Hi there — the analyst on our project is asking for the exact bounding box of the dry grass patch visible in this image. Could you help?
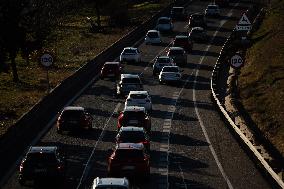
[239,0,284,156]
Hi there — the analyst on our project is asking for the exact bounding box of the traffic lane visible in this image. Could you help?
[191,45,271,188]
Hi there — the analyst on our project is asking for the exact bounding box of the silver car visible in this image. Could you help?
[159,66,182,84]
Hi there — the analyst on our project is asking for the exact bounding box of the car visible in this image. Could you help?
[125,91,152,112]
[117,106,151,132]
[188,12,207,28]
[18,146,66,185]
[56,106,93,134]
[170,6,187,21]
[172,35,194,53]
[166,47,187,66]
[152,56,175,76]
[91,177,130,189]
[156,17,174,32]
[188,27,208,42]
[145,30,162,45]
[205,4,221,17]
[119,47,141,63]
[159,66,182,84]
[107,143,150,178]
[100,61,122,79]
[116,74,143,97]
[116,126,150,151]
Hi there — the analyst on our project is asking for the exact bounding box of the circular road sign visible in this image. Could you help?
[40,53,53,67]
[230,54,244,69]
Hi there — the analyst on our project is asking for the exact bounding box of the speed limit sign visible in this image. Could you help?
[230,54,244,69]
[40,53,53,67]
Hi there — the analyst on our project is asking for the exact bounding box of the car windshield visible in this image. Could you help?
[61,110,84,119]
[175,37,188,43]
[163,67,179,72]
[26,153,58,165]
[104,64,118,69]
[123,49,136,54]
[168,49,184,56]
[208,5,218,9]
[123,111,145,119]
[192,14,204,20]
[191,29,203,34]
[158,19,170,24]
[118,131,146,143]
[156,57,170,63]
[172,8,184,13]
[115,149,144,159]
[147,32,159,38]
[130,94,147,99]
[122,77,141,84]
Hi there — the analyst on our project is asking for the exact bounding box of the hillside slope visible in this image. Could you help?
[239,0,284,156]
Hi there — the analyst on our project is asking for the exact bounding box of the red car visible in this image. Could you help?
[117,106,151,133]
[172,35,193,53]
[108,143,150,178]
[100,62,122,79]
[56,106,93,134]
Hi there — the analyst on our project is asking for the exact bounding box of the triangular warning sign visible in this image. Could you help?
[238,14,251,25]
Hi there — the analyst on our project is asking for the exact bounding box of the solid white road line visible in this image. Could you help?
[76,102,121,189]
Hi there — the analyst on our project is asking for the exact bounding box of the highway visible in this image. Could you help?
[2,1,272,189]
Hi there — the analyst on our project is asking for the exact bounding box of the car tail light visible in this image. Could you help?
[142,141,149,145]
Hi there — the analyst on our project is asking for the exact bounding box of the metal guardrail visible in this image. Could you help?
[210,7,284,189]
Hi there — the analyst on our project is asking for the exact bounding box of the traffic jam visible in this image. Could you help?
[10,1,266,189]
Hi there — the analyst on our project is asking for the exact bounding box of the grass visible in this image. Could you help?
[239,0,284,156]
[0,0,171,138]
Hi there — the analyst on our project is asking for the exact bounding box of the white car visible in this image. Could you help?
[205,4,220,17]
[120,47,141,63]
[156,17,174,32]
[152,56,175,75]
[159,66,182,84]
[91,177,129,189]
[145,30,161,45]
[125,91,152,112]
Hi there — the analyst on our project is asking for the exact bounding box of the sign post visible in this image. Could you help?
[230,54,244,95]
[40,53,54,93]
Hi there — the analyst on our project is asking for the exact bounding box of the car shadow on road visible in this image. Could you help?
[191,49,220,57]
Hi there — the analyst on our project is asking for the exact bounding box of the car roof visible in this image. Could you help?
[123,47,137,50]
[157,56,171,59]
[192,27,204,31]
[158,16,171,20]
[104,61,120,65]
[128,90,149,95]
[124,106,145,112]
[63,106,84,111]
[120,126,144,132]
[147,29,159,33]
[175,35,188,39]
[116,143,144,150]
[208,4,219,8]
[121,74,140,79]
[172,6,184,9]
[169,46,184,51]
[162,66,179,69]
[29,146,57,153]
[93,177,129,187]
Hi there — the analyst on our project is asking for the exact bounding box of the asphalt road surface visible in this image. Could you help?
[2,1,272,189]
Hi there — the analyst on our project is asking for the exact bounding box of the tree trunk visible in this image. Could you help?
[10,53,19,82]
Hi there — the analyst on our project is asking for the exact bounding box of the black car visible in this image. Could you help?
[188,13,207,28]
[19,146,66,185]
[170,6,187,21]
